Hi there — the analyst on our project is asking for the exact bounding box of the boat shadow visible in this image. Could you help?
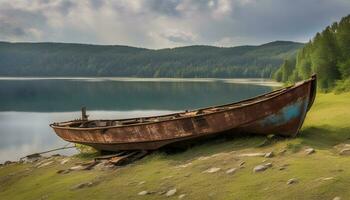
[299,125,350,150]
[155,131,281,161]
[150,125,350,162]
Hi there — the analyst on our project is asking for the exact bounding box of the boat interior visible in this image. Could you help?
[53,83,296,129]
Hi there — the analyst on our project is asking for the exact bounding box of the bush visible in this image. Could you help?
[334,78,350,94]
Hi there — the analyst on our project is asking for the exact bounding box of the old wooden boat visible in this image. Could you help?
[50,75,317,151]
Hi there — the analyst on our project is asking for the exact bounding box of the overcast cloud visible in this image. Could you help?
[0,0,349,48]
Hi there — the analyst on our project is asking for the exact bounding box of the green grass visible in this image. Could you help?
[1,92,350,200]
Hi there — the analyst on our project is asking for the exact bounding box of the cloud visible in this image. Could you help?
[160,29,197,43]
[0,0,349,48]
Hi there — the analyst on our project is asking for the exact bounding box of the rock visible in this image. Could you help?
[265,152,274,158]
[204,167,221,173]
[37,161,54,168]
[253,163,272,173]
[278,149,287,155]
[339,148,350,155]
[287,178,298,185]
[70,165,84,171]
[198,156,211,161]
[253,165,268,173]
[264,163,273,168]
[34,160,48,167]
[279,167,286,171]
[176,162,192,168]
[138,191,149,196]
[166,188,177,197]
[322,177,335,181]
[60,158,70,165]
[178,194,186,199]
[333,197,341,200]
[71,182,94,190]
[238,153,266,157]
[94,161,116,170]
[305,148,315,155]
[158,190,166,195]
[138,181,146,185]
[226,168,237,174]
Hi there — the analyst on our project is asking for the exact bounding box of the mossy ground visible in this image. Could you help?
[1,92,350,200]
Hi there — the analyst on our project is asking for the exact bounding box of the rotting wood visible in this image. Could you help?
[95,151,149,166]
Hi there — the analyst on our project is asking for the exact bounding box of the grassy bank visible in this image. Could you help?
[1,92,350,200]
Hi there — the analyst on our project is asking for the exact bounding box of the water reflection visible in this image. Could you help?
[0,79,272,112]
[0,78,273,162]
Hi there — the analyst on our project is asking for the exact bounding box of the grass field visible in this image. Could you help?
[1,92,350,200]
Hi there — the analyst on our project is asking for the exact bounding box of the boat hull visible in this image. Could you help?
[51,75,317,151]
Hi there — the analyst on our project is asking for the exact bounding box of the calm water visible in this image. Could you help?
[0,77,276,162]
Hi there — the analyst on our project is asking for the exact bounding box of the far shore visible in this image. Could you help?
[0,76,283,87]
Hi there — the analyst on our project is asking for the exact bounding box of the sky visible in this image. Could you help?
[0,0,350,49]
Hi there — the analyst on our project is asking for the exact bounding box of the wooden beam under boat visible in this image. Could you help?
[50,75,317,151]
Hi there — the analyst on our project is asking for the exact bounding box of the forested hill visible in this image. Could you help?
[274,14,350,92]
[0,41,303,78]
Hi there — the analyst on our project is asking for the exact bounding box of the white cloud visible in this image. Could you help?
[0,0,349,48]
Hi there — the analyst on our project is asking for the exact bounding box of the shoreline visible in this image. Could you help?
[0,77,283,87]
[1,92,350,199]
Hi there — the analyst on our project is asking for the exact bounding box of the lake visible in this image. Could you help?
[0,77,279,163]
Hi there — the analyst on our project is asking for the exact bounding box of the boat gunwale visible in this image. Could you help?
[50,76,316,131]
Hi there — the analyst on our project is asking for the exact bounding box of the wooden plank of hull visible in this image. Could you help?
[51,75,317,151]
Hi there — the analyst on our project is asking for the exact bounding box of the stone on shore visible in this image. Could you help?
[60,158,70,165]
[305,148,315,155]
[166,188,177,197]
[71,182,94,190]
[265,152,274,158]
[178,194,186,199]
[253,163,272,173]
[253,165,268,172]
[339,148,350,155]
[226,168,237,174]
[322,177,335,181]
[264,163,272,168]
[278,149,287,155]
[238,153,266,157]
[138,191,149,196]
[176,162,192,168]
[333,197,341,200]
[287,178,298,185]
[37,161,54,168]
[138,181,146,185]
[70,165,84,171]
[204,167,221,173]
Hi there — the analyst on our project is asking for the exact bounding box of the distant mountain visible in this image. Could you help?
[0,41,303,78]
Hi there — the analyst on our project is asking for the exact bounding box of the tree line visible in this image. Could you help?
[274,15,350,92]
[0,41,302,78]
